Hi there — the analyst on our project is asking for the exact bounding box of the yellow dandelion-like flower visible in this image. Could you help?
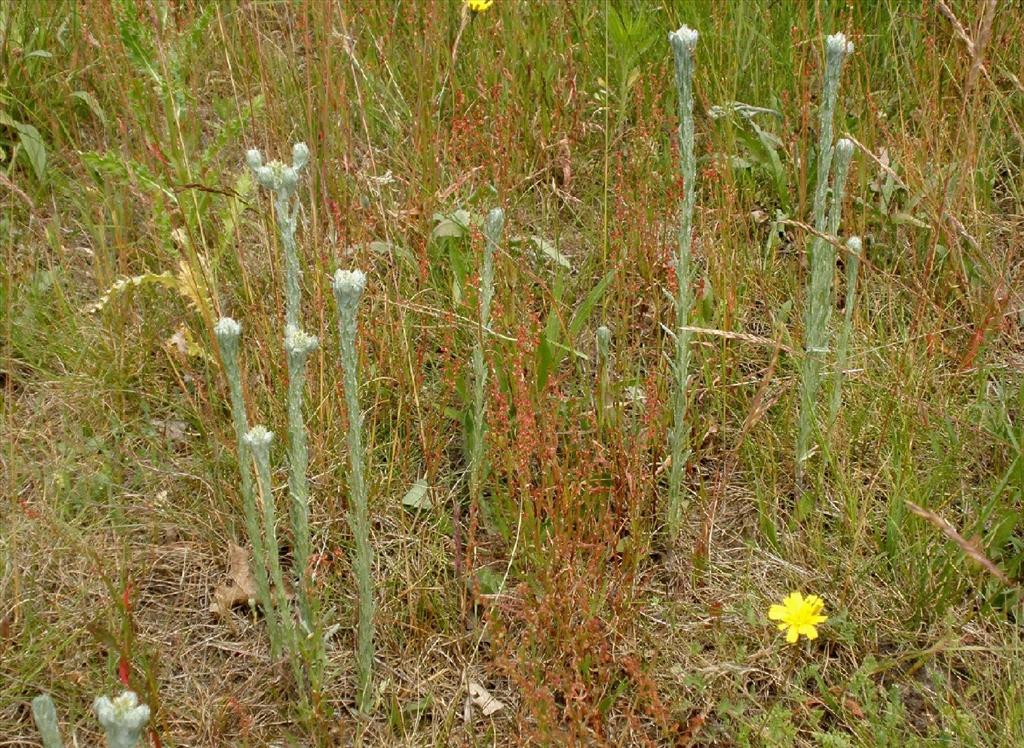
[768,592,828,644]
[466,0,493,12]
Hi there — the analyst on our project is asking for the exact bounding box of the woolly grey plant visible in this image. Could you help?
[595,325,612,431]
[332,268,374,712]
[796,32,854,482]
[666,24,699,540]
[470,208,504,513]
[31,694,63,748]
[214,317,279,653]
[830,235,863,423]
[93,691,150,748]
[243,425,296,653]
[284,326,319,625]
[247,144,319,622]
[246,144,325,684]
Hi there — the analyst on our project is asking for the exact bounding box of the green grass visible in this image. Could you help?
[3,0,1023,744]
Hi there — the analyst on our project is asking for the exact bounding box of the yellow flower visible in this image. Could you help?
[768,592,828,643]
[466,0,493,12]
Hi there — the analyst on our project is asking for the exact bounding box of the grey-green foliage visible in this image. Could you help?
[797,33,854,482]
[332,268,374,713]
[595,325,613,431]
[31,694,64,748]
[93,692,150,748]
[830,235,863,423]
[214,317,279,653]
[284,326,319,626]
[246,144,319,630]
[471,208,504,509]
[246,143,309,331]
[243,425,296,653]
[666,24,699,540]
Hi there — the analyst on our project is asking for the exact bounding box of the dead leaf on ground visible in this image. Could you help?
[465,680,504,721]
[210,542,257,618]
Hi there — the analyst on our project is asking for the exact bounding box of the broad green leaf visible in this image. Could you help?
[15,122,46,182]
[70,90,107,126]
[402,478,432,511]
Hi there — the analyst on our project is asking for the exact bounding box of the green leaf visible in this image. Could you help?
[14,122,46,182]
[530,235,572,269]
[70,90,107,126]
[402,478,432,511]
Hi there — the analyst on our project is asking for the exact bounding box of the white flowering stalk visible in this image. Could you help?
[243,426,295,654]
[214,317,279,651]
[332,269,374,712]
[31,694,64,748]
[830,236,863,423]
[797,32,854,482]
[93,692,150,748]
[284,326,318,625]
[667,24,699,539]
[595,325,613,431]
[247,143,309,332]
[470,208,504,514]
[247,144,323,680]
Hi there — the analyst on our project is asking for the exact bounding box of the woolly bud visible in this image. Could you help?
[596,325,611,357]
[846,236,862,255]
[93,692,150,748]
[245,148,263,171]
[281,167,298,193]
[826,32,853,66]
[285,326,319,360]
[333,269,367,313]
[255,164,281,191]
[292,142,309,171]
[668,24,699,55]
[214,316,241,347]
[243,425,274,454]
[835,138,854,161]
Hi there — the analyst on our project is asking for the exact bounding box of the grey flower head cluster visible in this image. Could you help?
[668,24,698,56]
[333,269,367,312]
[285,325,319,360]
[214,316,242,356]
[243,424,274,453]
[826,32,854,66]
[93,692,150,748]
[246,142,309,198]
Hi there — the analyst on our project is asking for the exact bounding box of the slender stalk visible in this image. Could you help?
[667,25,699,540]
[332,269,374,713]
[247,143,309,331]
[595,325,612,432]
[471,208,504,511]
[284,327,318,625]
[214,318,279,653]
[244,426,295,655]
[797,33,853,482]
[830,236,863,423]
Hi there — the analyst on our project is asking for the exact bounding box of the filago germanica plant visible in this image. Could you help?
[796,32,855,488]
[469,208,504,535]
[332,268,374,713]
[212,143,356,714]
[666,24,699,542]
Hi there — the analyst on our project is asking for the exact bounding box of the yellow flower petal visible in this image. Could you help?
[799,624,819,640]
[768,604,786,620]
[786,626,800,643]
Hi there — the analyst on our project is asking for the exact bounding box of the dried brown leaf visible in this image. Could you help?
[210,542,258,618]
